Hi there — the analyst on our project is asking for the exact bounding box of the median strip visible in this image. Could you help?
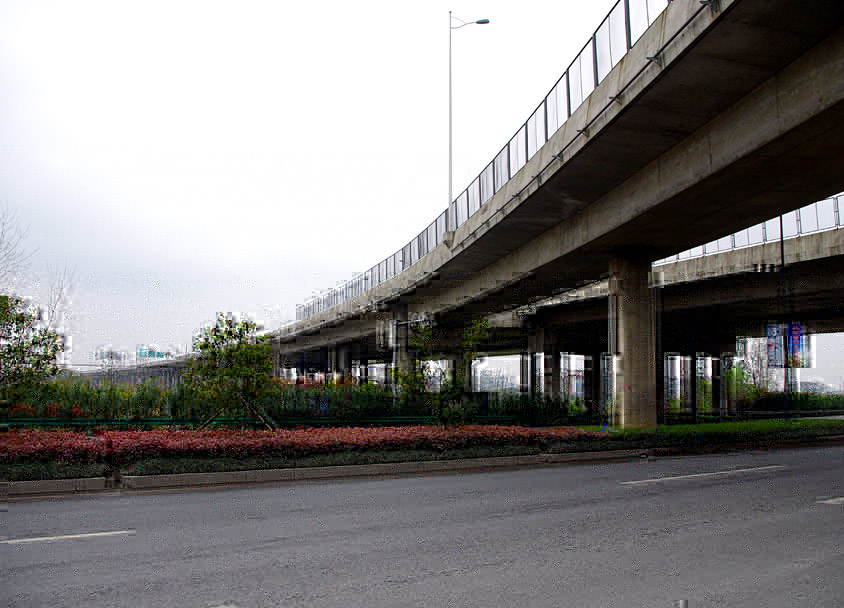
[4,421,844,498]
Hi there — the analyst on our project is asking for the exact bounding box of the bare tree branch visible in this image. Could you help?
[0,203,31,292]
[44,263,74,333]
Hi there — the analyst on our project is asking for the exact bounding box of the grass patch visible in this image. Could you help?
[573,418,844,449]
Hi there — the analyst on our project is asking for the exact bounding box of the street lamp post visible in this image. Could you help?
[449,12,489,217]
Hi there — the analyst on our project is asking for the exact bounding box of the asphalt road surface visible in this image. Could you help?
[3,446,843,607]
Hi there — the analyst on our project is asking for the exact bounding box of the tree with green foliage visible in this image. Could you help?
[435,318,489,425]
[459,318,489,385]
[185,313,276,429]
[390,318,490,424]
[726,363,762,409]
[393,321,435,415]
[0,294,65,410]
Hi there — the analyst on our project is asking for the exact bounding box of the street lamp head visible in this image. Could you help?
[449,11,489,211]
[450,14,490,29]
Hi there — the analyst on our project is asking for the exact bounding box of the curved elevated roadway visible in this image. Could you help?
[274,0,844,426]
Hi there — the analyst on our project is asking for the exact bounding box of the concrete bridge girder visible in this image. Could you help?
[408,22,844,321]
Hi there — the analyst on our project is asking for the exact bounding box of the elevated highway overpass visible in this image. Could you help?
[274,0,844,426]
[274,205,844,412]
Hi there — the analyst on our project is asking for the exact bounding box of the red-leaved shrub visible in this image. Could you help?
[9,404,36,418]
[0,425,602,465]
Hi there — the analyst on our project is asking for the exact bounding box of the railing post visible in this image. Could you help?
[592,34,600,88]
[506,143,511,181]
[543,98,549,144]
[524,126,528,171]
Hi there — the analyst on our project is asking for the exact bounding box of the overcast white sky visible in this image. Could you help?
[1,0,842,386]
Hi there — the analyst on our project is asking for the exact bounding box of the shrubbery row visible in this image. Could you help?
[0,425,602,465]
[14,377,835,427]
[6,378,595,425]
[738,391,844,411]
[6,378,401,421]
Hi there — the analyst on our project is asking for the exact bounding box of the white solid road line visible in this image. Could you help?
[0,529,136,545]
[621,465,785,485]
[817,497,844,505]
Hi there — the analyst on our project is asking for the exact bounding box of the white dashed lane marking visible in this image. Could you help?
[0,529,135,545]
[817,497,844,505]
[621,465,785,485]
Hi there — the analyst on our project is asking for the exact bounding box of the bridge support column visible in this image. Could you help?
[526,332,543,396]
[392,308,411,382]
[654,283,665,424]
[608,257,657,428]
[335,345,351,383]
[461,355,473,393]
[441,355,457,389]
[326,348,337,383]
[442,354,471,392]
[583,350,606,419]
[359,358,369,384]
[290,353,304,383]
[528,331,540,396]
[520,351,530,394]
[544,334,560,399]
[272,340,281,378]
[718,346,738,419]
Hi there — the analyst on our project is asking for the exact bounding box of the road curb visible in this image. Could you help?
[5,436,844,499]
[3,449,650,498]
[4,476,114,498]
[118,449,651,491]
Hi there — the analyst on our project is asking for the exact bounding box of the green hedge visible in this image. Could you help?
[7,378,840,429]
[5,379,442,424]
[739,392,844,412]
[488,392,599,426]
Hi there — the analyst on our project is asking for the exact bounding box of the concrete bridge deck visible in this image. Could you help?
[284,0,844,338]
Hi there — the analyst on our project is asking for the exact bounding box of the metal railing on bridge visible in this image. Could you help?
[296,0,673,322]
[653,194,844,266]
